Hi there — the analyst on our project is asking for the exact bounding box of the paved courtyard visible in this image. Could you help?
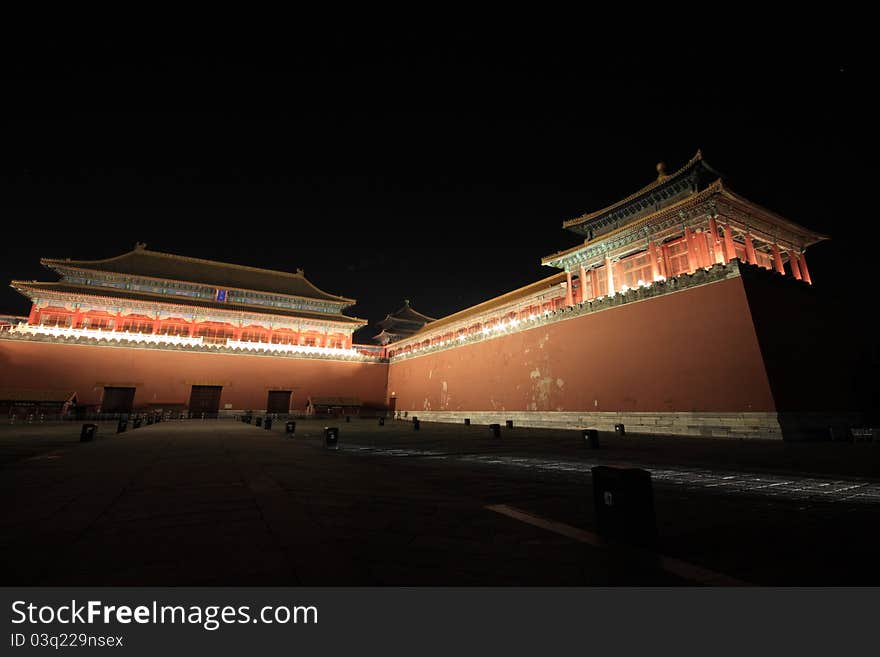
[1,418,878,586]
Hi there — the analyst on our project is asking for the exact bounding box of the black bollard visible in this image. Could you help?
[412,417,420,431]
[80,423,97,442]
[264,417,272,430]
[591,465,657,549]
[614,423,626,436]
[489,423,501,438]
[506,420,514,429]
[583,428,600,449]
[146,415,153,425]
[378,417,385,426]
[345,415,351,423]
[464,418,470,426]
[255,416,262,427]
[132,417,142,429]
[117,419,127,434]
[324,426,339,449]
[285,420,296,436]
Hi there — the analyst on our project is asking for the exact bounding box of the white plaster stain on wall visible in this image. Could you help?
[556,378,564,389]
[440,380,448,409]
[538,333,550,349]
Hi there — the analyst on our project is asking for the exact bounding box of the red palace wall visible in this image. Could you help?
[0,341,388,412]
[387,276,777,415]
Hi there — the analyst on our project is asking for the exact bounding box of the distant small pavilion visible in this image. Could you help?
[373,300,436,345]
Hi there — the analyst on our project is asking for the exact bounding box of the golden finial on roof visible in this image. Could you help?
[656,162,668,181]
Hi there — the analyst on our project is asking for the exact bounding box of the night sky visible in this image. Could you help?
[2,33,875,343]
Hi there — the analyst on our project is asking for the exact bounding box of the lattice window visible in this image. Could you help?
[158,324,190,337]
[665,239,691,277]
[41,314,71,327]
[619,252,653,289]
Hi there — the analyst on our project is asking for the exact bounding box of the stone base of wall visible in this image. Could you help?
[402,410,864,441]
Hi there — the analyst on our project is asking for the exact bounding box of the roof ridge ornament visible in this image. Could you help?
[135,242,147,250]
[656,162,668,181]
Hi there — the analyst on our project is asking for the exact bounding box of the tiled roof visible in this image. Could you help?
[563,150,707,230]
[42,246,354,304]
[11,281,366,326]
[410,272,567,336]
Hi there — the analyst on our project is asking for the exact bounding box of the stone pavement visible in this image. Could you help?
[1,418,878,586]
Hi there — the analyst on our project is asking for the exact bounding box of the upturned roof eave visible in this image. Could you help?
[41,247,358,305]
[562,150,705,230]
[10,281,368,328]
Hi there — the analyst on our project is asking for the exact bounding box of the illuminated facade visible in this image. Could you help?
[0,155,861,437]
[388,152,824,360]
[11,244,370,357]
[1,245,386,416]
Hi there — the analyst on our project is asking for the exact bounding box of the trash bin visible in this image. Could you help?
[506,420,514,429]
[117,419,127,434]
[264,417,272,430]
[583,428,599,449]
[378,417,385,426]
[614,423,626,436]
[412,417,420,431]
[489,423,501,438]
[324,426,339,449]
[132,417,142,429]
[255,416,262,427]
[286,421,296,435]
[464,418,470,426]
[591,465,656,548]
[80,423,97,442]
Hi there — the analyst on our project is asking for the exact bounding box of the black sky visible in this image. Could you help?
[2,32,875,341]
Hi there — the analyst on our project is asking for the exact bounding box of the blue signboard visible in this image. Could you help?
[215,289,228,302]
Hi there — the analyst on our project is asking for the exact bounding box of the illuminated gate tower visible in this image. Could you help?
[10,244,367,357]
[542,151,823,300]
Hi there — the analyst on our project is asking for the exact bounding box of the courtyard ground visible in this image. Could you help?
[1,417,878,585]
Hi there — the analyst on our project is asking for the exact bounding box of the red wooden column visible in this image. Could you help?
[152,315,161,334]
[590,268,599,300]
[772,244,785,275]
[788,252,802,280]
[578,264,588,302]
[115,311,125,332]
[723,224,737,261]
[660,243,671,278]
[266,327,275,344]
[72,308,84,329]
[695,229,711,268]
[232,324,242,341]
[684,227,697,273]
[744,232,758,265]
[605,257,615,296]
[565,270,574,306]
[190,320,200,339]
[708,217,724,264]
[28,304,38,325]
[648,242,661,281]
[799,252,812,284]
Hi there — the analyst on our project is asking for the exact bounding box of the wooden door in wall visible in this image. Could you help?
[266,390,292,414]
[189,385,222,418]
[102,387,136,414]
